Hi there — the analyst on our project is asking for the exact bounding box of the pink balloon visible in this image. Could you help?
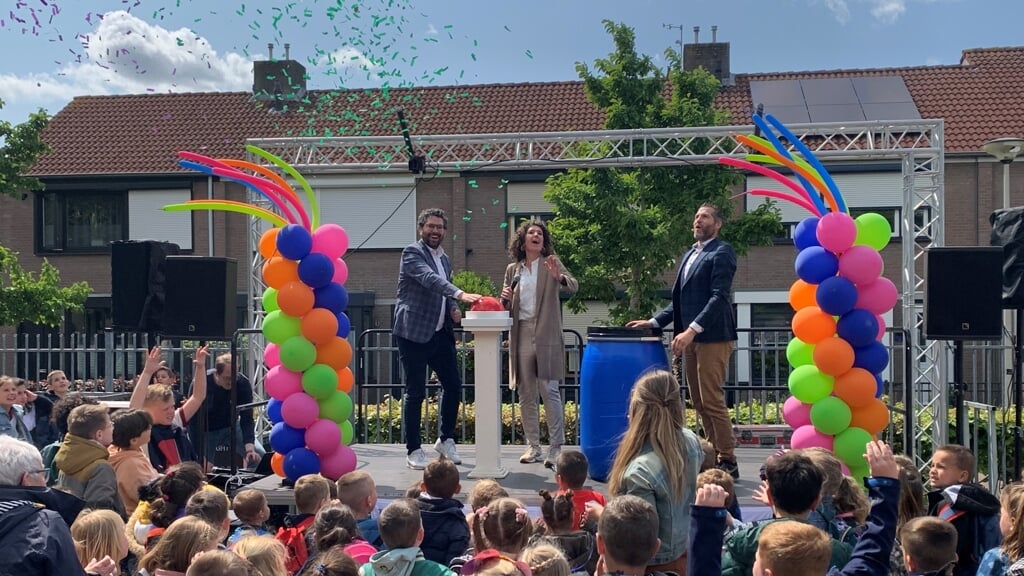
[838,246,883,286]
[281,392,320,429]
[816,212,857,254]
[856,277,898,315]
[875,313,887,340]
[265,365,303,401]
[312,224,350,260]
[265,343,281,368]
[305,418,342,456]
[319,444,358,480]
[783,396,813,429]
[840,462,852,476]
[790,424,835,451]
[332,258,349,285]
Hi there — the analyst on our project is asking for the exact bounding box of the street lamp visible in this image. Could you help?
[984,137,1024,209]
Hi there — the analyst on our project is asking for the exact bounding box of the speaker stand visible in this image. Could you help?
[1016,308,1024,481]
[953,340,966,446]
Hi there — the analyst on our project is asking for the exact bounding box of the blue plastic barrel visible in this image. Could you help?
[580,326,668,482]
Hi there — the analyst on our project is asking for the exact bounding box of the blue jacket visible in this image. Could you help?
[927,483,1002,576]
[653,237,737,342]
[393,240,460,344]
[416,495,469,566]
[359,515,384,548]
[0,484,88,575]
[0,406,31,443]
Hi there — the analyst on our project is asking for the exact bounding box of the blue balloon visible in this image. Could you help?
[267,397,284,424]
[269,422,306,454]
[875,373,885,398]
[837,309,879,348]
[315,283,349,314]
[276,224,313,261]
[298,253,335,289]
[283,447,321,481]
[336,311,351,338]
[794,217,821,250]
[795,246,839,284]
[854,341,890,374]
[815,276,858,316]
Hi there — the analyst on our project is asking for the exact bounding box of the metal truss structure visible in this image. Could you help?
[246,119,945,457]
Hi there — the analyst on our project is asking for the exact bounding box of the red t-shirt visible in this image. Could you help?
[559,488,606,529]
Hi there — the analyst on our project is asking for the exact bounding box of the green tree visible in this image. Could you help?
[0,99,50,199]
[0,245,90,327]
[545,21,782,324]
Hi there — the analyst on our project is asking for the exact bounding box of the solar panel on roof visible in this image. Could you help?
[761,105,811,124]
[808,104,867,122]
[801,78,859,105]
[862,102,922,120]
[852,76,915,103]
[749,79,805,107]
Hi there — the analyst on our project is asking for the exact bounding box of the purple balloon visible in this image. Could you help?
[783,395,813,429]
[276,224,313,261]
[283,447,321,481]
[281,392,320,429]
[298,252,335,289]
[837,309,879,348]
[305,419,342,456]
[854,341,890,374]
[320,444,358,480]
[315,283,349,314]
[816,276,858,316]
[839,245,884,285]
[794,217,821,251]
[269,422,305,454]
[790,424,835,451]
[795,246,839,284]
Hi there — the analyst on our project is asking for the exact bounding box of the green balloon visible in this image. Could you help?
[279,336,317,372]
[319,391,354,424]
[854,213,891,251]
[262,287,279,313]
[786,338,815,367]
[302,363,338,400]
[809,396,852,435]
[788,365,834,404]
[340,420,354,445]
[262,310,301,344]
[834,426,874,468]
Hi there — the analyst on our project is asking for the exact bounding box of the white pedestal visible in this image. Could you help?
[461,311,513,479]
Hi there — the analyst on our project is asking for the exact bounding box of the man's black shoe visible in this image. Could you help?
[717,459,740,480]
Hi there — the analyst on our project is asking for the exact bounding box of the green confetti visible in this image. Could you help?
[504,25,511,32]
[462,216,472,222]
[493,199,500,205]
[500,222,508,228]
[468,180,479,188]
[525,49,533,59]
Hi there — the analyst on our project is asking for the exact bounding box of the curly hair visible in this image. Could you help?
[508,220,554,261]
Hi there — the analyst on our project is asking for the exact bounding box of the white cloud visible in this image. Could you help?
[824,0,852,24]
[426,23,438,36]
[817,0,948,24]
[314,46,378,72]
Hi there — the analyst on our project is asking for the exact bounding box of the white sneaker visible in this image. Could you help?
[544,446,561,469]
[406,448,429,470]
[433,438,462,464]
[520,445,543,464]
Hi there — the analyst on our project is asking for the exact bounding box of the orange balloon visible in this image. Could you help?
[789,280,817,311]
[850,398,890,436]
[277,281,315,317]
[262,257,299,289]
[337,367,355,393]
[317,337,353,371]
[259,228,281,259]
[813,337,855,376]
[792,306,836,344]
[302,308,340,345]
[270,451,286,477]
[833,367,877,408]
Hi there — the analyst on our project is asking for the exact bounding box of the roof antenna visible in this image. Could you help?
[396,109,426,174]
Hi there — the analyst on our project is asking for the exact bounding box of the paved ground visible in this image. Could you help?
[249,443,774,512]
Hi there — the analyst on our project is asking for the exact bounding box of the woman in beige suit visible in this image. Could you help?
[501,220,578,468]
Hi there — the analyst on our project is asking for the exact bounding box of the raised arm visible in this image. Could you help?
[180,345,209,423]
[129,346,164,410]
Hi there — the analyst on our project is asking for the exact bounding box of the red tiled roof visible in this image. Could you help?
[29,47,1024,176]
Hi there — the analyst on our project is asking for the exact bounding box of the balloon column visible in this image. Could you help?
[719,115,896,480]
[163,145,358,481]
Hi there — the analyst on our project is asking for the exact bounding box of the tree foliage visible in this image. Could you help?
[0,99,50,199]
[545,21,782,324]
[0,245,90,328]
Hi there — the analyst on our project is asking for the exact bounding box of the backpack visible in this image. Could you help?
[276,516,316,575]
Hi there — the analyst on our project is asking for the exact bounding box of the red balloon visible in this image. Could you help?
[471,297,504,312]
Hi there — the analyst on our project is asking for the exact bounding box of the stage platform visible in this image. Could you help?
[249,444,775,511]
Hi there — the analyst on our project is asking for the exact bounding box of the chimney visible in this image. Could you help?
[683,24,732,85]
[252,42,308,111]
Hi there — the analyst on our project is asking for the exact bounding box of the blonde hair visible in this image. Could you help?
[233,535,288,576]
[140,516,220,573]
[521,544,569,576]
[72,509,126,570]
[757,521,832,576]
[1001,483,1024,561]
[608,370,687,500]
[801,448,844,496]
[144,383,175,405]
[833,476,870,525]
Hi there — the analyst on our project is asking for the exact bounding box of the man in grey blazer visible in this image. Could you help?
[394,208,482,469]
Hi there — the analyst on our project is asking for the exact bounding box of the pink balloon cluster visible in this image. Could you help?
[262,223,358,481]
[783,212,896,478]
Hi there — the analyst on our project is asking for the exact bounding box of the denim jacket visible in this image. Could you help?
[614,427,704,565]
[0,405,31,442]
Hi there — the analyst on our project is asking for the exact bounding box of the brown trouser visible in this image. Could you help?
[684,340,735,461]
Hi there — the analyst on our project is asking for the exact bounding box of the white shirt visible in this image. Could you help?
[517,259,539,321]
[428,244,449,332]
[650,242,705,334]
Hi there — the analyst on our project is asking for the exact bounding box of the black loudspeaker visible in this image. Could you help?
[111,240,180,332]
[990,207,1024,308]
[924,247,1003,340]
[161,256,238,340]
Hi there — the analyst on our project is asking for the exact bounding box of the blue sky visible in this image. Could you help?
[1,0,1022,126]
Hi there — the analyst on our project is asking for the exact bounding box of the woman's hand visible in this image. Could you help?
[543,255,562,280]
